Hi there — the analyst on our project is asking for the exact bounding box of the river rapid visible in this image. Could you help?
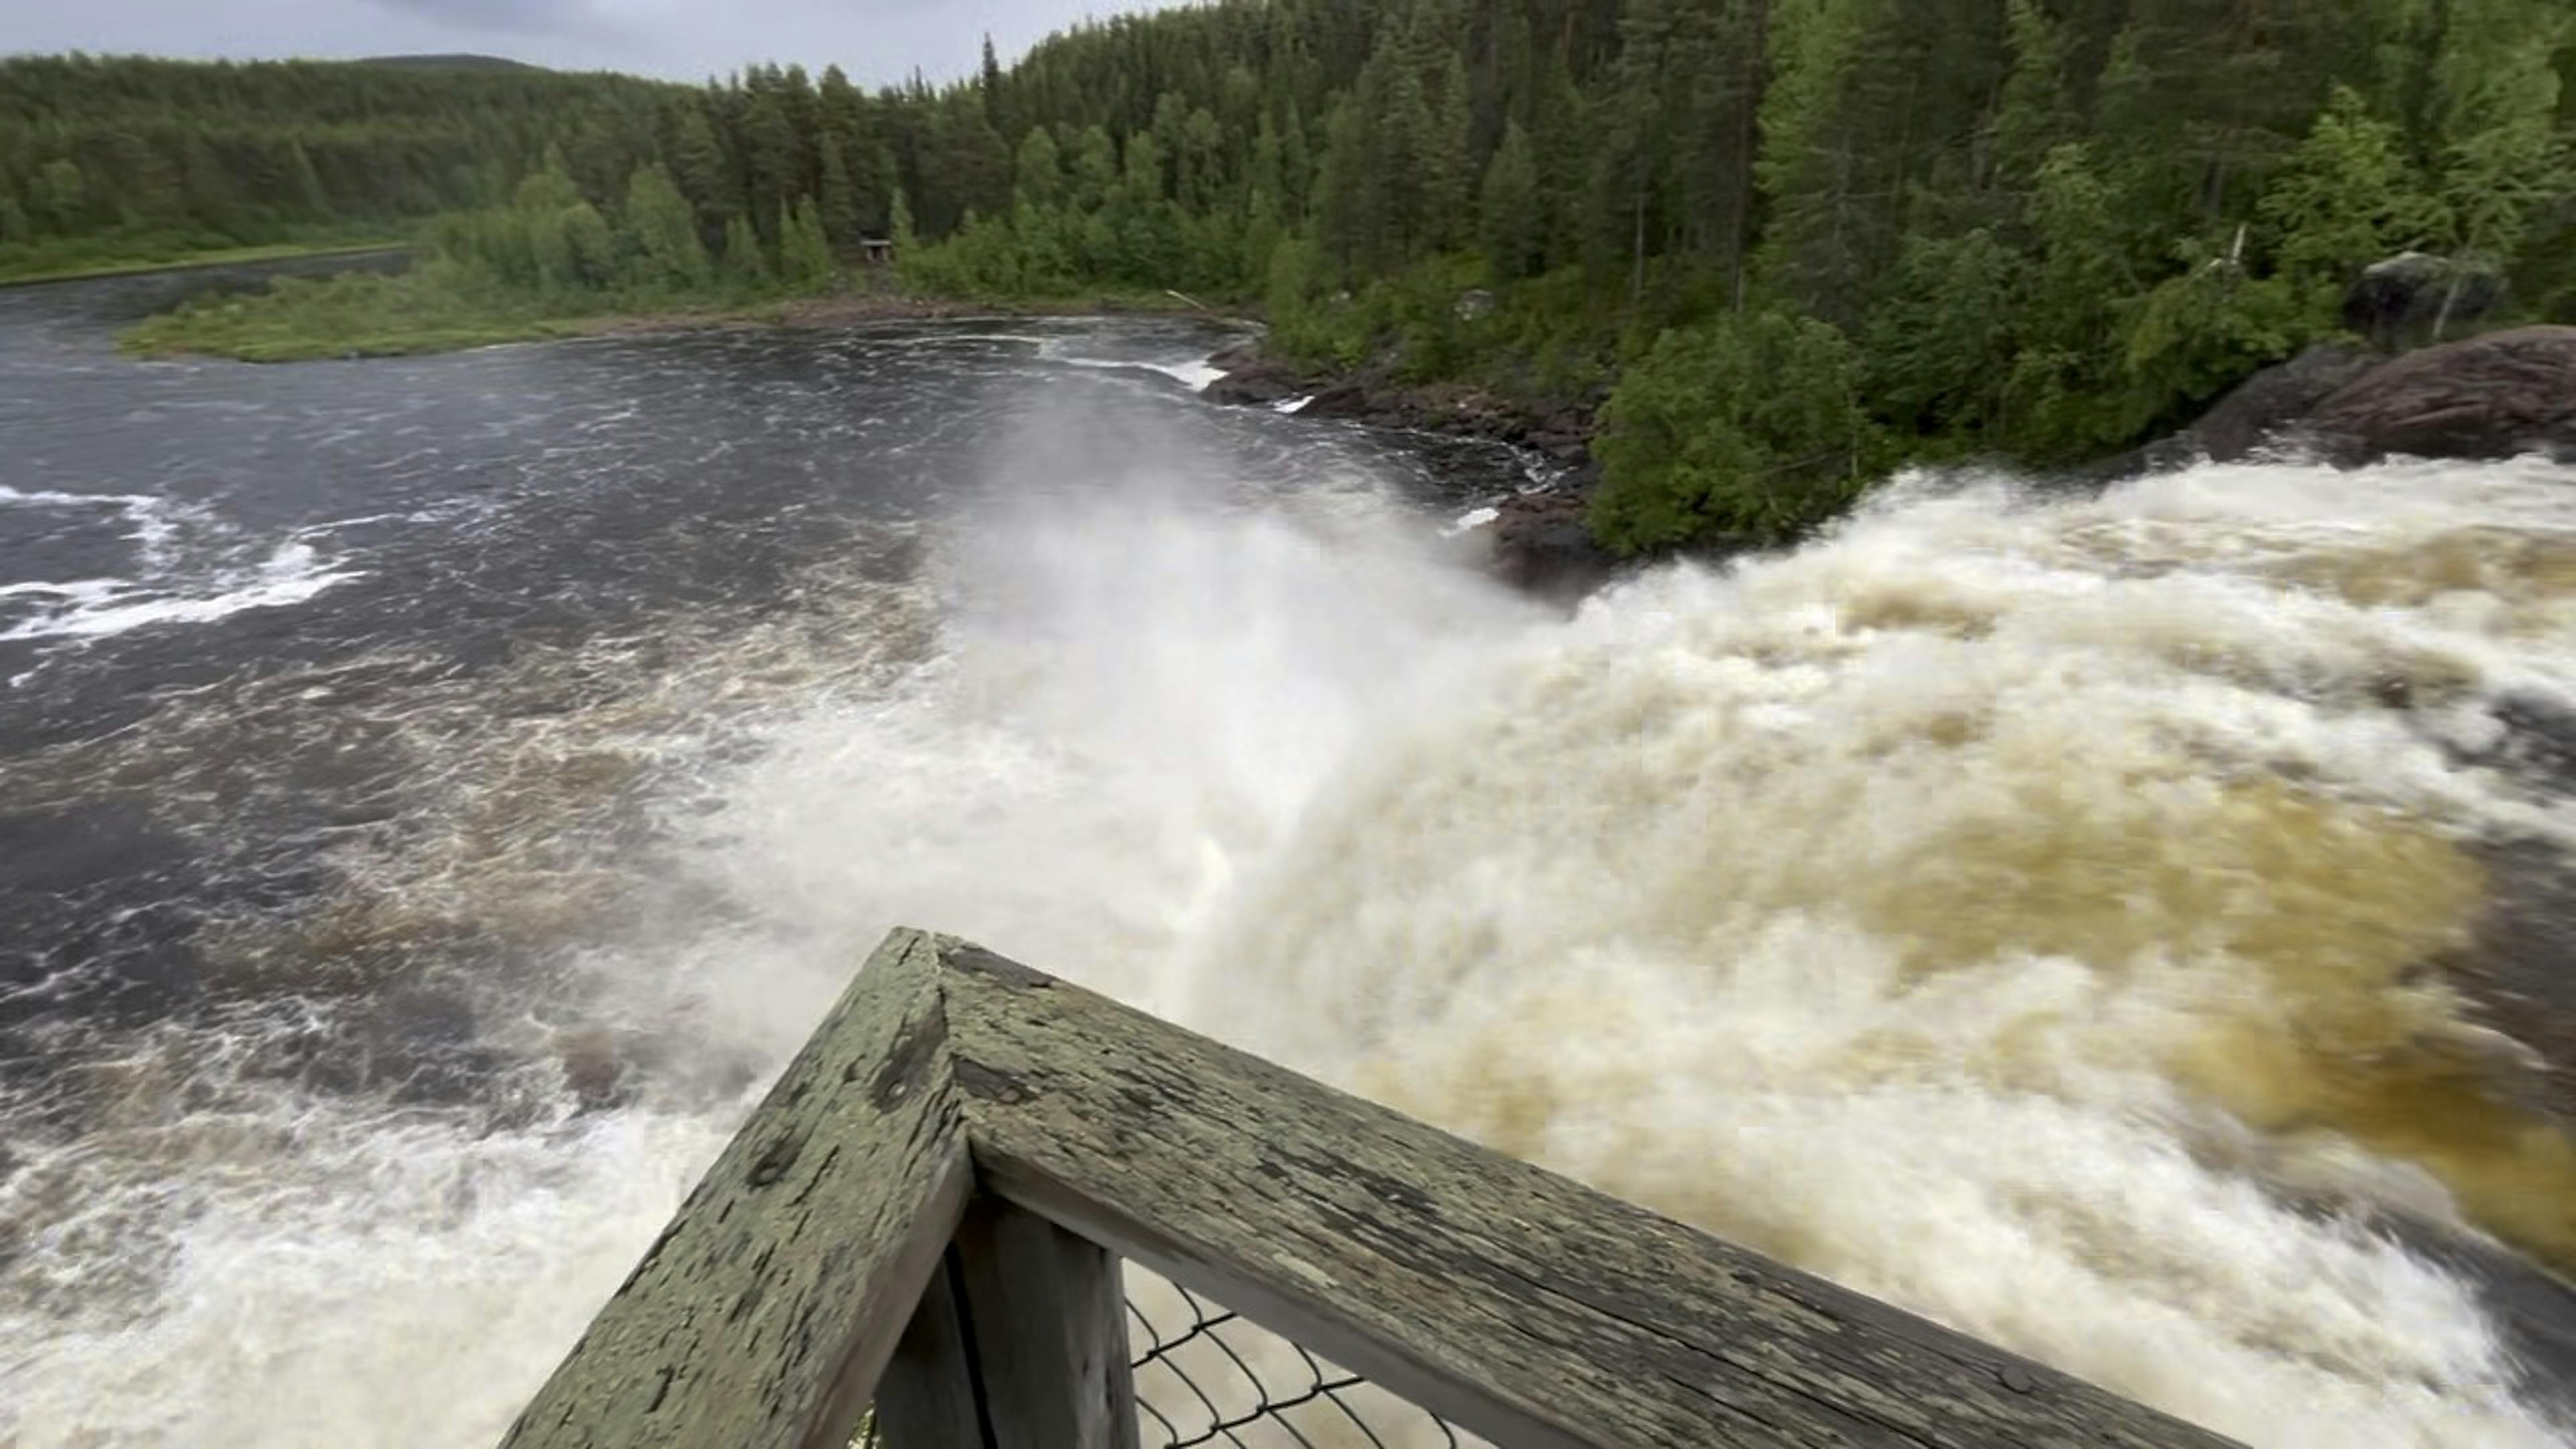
[2,267,2573,1448]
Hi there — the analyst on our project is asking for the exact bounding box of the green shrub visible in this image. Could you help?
[1589,310,1878,555]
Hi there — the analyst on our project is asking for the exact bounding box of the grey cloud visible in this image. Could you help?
[366,0,600,38]
[7,0,1172,87]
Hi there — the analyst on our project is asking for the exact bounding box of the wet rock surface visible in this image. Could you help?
[1203,341,1593,451]
[2343,252,2510,353]
[1486,486,1621,601]
[2303,325,2576,466]
[1199,341,1305,406]
[2147,342,2385,467]
[1203,341,1623,598]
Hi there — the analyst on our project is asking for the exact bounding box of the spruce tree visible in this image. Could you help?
[818,131,861,251]
[1425,51,1474,251]
[890,186,917,252]
[740,72,795,239]
[1479,120,1542,278]
[1277,99,1313,220]
[722,211,771,290]
[1532,50,1592,272]
[623,162,712,291]
[780,197,837,290]
[1311,96,1370,276]
[672,102,733,224]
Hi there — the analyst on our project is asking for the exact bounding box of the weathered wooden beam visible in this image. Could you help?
[930,935,2243,1449]
[872,1254,981,1449]
[507,928,2243,1449]
[500,930,972,1449]
[965,1196,1142,1447]
[873,1197,1139,1449]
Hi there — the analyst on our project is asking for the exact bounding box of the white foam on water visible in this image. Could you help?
[1053,352,1232,392]
[1159,358,1232,392]
[1,1099,736,1449]
[0,541,359,643]
[10,447,2576,1448]
[0,484,362,645]
[0,484,130,508]
[888,329,1059,349]
[1444,504,1501,536]
[1033,335,1237,393]
[0,483,176,555]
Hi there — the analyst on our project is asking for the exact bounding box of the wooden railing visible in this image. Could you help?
[500,928,2243,1449]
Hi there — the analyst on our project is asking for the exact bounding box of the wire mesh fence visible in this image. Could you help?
[854,1277,1471,1449]
[1126,1283,1464,1449]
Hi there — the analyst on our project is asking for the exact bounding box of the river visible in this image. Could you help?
[2,266,2573,1448]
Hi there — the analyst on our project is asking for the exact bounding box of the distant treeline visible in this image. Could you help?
[11,0,2575,547]
[0,54,912,256]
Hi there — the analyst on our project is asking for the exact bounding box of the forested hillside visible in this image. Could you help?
[1,58,649,249]
[8,0,2573,549]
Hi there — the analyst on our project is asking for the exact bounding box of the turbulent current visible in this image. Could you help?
[3,266,2575,1448]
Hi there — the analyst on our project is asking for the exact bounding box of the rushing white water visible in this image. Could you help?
[0,542,358,643]
[0,484,361,645]
[1035,332,1239,392]
[9,443,2576,1448]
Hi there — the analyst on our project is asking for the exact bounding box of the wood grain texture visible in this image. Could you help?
[931,936,2244,1449]
[947,1195,1141,1449]
[874,1197,1140,1449]
[500,930,972,1449]
[873,1254,982,1449]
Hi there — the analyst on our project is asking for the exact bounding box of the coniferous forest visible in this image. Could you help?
[6,0,2575,551]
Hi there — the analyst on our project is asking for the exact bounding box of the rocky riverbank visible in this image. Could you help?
[1203,341,1596,457]
[1201,341,1630,598]
[2141,325,2576,473]
[1207,308,2576,605]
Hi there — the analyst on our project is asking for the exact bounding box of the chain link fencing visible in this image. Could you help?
[1126,1281,1464,1449]
[855,1275,1472,1449]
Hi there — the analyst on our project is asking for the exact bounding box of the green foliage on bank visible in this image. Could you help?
[1593,312,1878,552]
[902,0,2572,553]
[118,159,835,360]
[19,0,2576,543]
[122,265,582,362]
[0,229,409,286]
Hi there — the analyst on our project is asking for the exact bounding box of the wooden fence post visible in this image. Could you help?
[877,1196,1139,1449]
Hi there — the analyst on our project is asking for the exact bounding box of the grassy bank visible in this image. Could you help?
[121,264,594,360]
[0,231,413,288]
[109,159,1273,364]
[120,255,1241,363]
[118,261,749,361]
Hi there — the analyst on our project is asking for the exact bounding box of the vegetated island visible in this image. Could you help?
[3,0,2570,559]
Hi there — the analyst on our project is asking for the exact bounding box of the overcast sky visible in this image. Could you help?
[1,0,1147,87]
